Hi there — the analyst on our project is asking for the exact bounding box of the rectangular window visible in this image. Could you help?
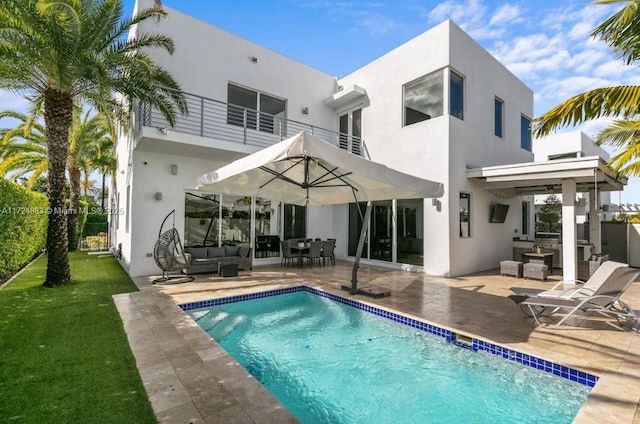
[125,185,130,233]
[284,204,306,240]
[449,70,464,120]
[459,193,471,238]
[227,84,257,129]
[522,201,530,235]
[227,83,286,134]
[403,70,443,126]
[521,115,532,151]
[494,97,503,137]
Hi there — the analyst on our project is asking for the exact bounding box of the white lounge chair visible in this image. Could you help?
[509,266,640,330]
[511,260,628,300]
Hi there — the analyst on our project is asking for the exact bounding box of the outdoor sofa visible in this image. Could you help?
[184,245,253,274]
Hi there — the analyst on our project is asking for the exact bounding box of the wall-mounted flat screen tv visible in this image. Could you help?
[490,204,509,223]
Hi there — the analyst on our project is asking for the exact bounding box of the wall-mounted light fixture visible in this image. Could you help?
[157,127,168,135]
[302,107,309,115]
[155,192,163,201]
[250,56,258,63]
[171,164,178,175]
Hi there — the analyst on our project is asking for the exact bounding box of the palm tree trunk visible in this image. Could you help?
[43,90,73,287]
[68,166,81,251]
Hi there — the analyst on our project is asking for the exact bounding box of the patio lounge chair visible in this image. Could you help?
[509,266,640,330]
[512,260,628,300]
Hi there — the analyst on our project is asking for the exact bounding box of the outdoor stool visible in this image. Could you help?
[500,260,523,278]
[523,263,547,281]
[218,263,239,278]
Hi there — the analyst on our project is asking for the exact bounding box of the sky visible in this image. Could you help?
[1,0,639,204]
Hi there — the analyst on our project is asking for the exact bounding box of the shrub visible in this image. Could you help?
[83,212,108,237]
[0,179,48,283]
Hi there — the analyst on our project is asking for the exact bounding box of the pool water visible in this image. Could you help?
[189,291,591,424]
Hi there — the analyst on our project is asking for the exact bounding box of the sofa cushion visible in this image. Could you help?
[238,246,251,258]
[208,247,226,257]
[188,247,208,260]
[225,245,240,256]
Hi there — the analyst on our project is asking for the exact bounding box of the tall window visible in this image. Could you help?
[521,115,532,151]
[227,83,286,135]
[522,201,530,236]
[403,70,443,126]
[284,204,306,240]
[449,71,464,120]
[339,108,362,155]
[459,193,471,238]
[494,97,503,137]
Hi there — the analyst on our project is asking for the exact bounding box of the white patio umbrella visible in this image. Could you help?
[197,131,444,294]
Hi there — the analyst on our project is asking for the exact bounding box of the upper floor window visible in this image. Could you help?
[494,97,503,137]
[403,70,443,126]
[520,115,532,151]
[227,83,286,135]
[449,71,464,120]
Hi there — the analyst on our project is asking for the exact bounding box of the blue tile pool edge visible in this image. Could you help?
[179,285,598,388]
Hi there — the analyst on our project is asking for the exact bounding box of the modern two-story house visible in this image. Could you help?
[112,0,625,279]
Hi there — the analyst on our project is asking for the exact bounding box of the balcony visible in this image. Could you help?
[138,90,363,156]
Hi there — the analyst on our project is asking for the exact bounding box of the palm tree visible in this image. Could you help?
[0,0,187,287]
[533,0,640,176]
[1,107,117,251]
[0,110,47,187]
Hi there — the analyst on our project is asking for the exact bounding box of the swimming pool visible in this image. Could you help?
[183,286,594,423]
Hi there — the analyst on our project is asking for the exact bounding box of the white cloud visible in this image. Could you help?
[489,4,522,27]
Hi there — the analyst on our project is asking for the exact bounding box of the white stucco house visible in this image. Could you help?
[111,0,626,279]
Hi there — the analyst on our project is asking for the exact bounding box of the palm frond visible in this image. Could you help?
[533,85,640,137]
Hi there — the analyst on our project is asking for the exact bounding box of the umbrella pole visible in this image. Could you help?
[350,201,372,294]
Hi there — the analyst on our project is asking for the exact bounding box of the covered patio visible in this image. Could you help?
[118,262,640,423]
[467,156,628,280]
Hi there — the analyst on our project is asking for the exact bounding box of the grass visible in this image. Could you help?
[0,252,156,424]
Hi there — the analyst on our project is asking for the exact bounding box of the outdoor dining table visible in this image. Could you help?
[290,243,309,268]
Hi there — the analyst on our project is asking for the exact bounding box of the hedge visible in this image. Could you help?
[83,212,107,237]
[0,179,48,283]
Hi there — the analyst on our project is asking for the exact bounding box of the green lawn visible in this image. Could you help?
[0,252,156,424]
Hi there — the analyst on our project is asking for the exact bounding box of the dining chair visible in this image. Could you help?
[321,239,336,266]
[304,241,323,267]
[280,240,296,268]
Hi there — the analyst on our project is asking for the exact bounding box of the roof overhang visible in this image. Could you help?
[467,156,627,197]
[323,84,367,109]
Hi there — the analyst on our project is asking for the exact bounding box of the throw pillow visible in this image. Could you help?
[208,247,226,257]
[188,247,208,259]
[238,246,251,257]
[225,245,241,256]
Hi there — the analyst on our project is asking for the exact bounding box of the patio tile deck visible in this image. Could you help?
[115,261,640,424]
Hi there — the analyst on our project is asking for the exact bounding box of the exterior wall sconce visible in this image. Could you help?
[155,192,163,201]
[250,56,258,63]
[157,127,168,135]
[302,107,309,115]
[171,164,178,175]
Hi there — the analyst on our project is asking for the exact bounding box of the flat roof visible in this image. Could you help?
[467,156,627,196]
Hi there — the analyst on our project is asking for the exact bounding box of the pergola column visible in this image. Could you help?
[562,179,577,281]
[588,188,601,254]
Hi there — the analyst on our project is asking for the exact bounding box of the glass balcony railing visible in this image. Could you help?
[138,90,363,156]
